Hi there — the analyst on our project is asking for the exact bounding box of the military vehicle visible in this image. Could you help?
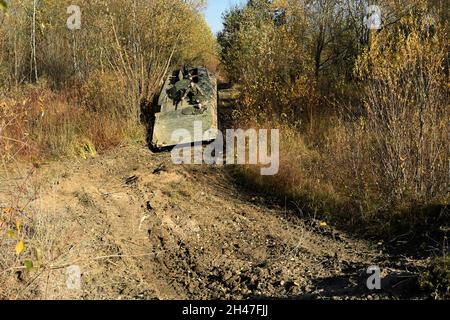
[151,66,218,149]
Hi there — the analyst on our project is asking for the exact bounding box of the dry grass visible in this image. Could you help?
[233,117,448,237]
[0,78,144,162]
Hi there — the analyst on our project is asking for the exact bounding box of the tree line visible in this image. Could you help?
[218,0,449,236]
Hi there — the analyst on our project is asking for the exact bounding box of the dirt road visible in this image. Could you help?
[0,90,428,300]
[1,144,428,300]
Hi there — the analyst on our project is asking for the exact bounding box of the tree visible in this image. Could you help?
[0,0,216,120]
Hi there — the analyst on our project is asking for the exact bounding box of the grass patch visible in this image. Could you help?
[419,255,450,300]
[0,79,145,162]
[230,121,449,239]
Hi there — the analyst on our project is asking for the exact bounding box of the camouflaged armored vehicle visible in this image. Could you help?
[151,66,218,148]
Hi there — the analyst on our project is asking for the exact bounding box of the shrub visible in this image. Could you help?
[224,2,449,236]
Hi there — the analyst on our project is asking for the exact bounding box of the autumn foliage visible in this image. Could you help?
[219,0,449,235]
[0,0,216,160]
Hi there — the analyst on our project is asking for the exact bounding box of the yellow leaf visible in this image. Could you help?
[15,240,25,255]
[319,221,328,228]
[16,220,21,233]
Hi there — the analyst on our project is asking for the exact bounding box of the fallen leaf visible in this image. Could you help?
[319,221,328,228]
[24,260,33,270]
[34,248,42,262]
[15,240,25,255]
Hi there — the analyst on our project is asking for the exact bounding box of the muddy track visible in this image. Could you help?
[0,90,429,300]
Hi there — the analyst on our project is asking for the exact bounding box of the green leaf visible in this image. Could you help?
[24,260,34,270]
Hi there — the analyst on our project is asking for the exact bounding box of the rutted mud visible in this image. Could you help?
[0,142,427,300]
[0,89,429,300]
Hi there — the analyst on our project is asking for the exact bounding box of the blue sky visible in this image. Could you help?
[205,0,242,35]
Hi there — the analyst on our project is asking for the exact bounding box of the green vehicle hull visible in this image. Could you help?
[151,67,218,149]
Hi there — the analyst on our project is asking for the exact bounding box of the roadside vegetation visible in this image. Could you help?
[218,0,449,238]
[218,1,449,298]
[0,0,216,161]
